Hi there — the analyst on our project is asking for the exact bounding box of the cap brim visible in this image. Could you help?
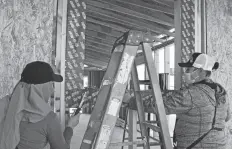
[178,62,193,67]
[52,74,63,82]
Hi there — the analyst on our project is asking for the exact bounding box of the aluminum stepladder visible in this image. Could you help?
[80,30,172,149]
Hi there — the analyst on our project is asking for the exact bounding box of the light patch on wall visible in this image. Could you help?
[207,0,232,144]
[0,0,54,98]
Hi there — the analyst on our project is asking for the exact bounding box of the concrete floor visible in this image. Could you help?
[70,114,175,149]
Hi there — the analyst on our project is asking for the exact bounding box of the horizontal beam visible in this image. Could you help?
[151,38,174,50]
[135,38,174,64]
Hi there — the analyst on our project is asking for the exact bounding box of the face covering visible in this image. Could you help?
[184,69,200,84]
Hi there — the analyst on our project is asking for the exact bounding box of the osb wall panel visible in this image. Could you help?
[207,0,232,145]
[0,0,54,98]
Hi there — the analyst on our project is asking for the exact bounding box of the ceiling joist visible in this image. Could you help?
[87,8,160,34]
[86,35,116,45]
[87,17,128,33]
[85,49,111,58]
[86,28,120,38]
[86,30,117,41]
[101,0,174,27]
[85,45,111,55]
[86,22,123,37]
[86,38,113,48]
[113,0,174,15]
[86,44,112,53]
[84,60,107,69]
[86,0,173,28]
[86,36,114,47]
[150,0,174,8]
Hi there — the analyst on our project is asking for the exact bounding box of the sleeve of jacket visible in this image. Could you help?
[128,88,194,115]
[162,88,194,115]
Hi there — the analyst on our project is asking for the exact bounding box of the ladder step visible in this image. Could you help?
[121,127,160,142]
[139,80,151,85]
[124,136,160,142]
[110,140,146,146]
[110,141,161,147]
[142,122,161,132]
[137,142,161,147]
[137,120,158,124]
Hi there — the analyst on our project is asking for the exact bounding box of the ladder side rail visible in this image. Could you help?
[131,61,150,149]
[80,44,125,149]
[93,45,138,149]
[142,43,173,149]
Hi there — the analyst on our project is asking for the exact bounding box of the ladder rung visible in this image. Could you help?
[139,80,150,85]
[122,128,160,142]
[110,140,146,146]
[137,142,161,147]
[137,120,158,124]
[142,122,161,132]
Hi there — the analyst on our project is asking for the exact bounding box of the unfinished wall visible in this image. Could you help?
[207,0,232,145]
[0,0,54,98]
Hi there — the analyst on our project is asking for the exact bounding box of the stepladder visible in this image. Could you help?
[80,30,172,149]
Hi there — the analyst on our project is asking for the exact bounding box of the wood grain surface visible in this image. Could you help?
[207,0,232,147]
[0,0,54,98]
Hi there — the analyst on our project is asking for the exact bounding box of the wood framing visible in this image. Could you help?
[174,0,182,89]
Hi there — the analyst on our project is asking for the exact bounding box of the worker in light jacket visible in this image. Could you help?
[128,53,231,149]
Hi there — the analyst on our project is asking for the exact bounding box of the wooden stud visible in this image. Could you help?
[60,0,68,131]
[174,0,182,89]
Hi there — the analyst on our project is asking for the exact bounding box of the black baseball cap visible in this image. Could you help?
[20,61,63,84]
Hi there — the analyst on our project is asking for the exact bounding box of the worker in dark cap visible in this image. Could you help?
[0,61,80,149]
[128,53,230,149]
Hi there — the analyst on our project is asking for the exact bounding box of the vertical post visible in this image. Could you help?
[51,0,58,112]
[128,109,137,149]
[153,50,159,138]
[174,0,182,89]
[176,0,196,87]
[195,0,207,53]
[65,0,86,120]
[60,0,68,130]
[164,45,170,89]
